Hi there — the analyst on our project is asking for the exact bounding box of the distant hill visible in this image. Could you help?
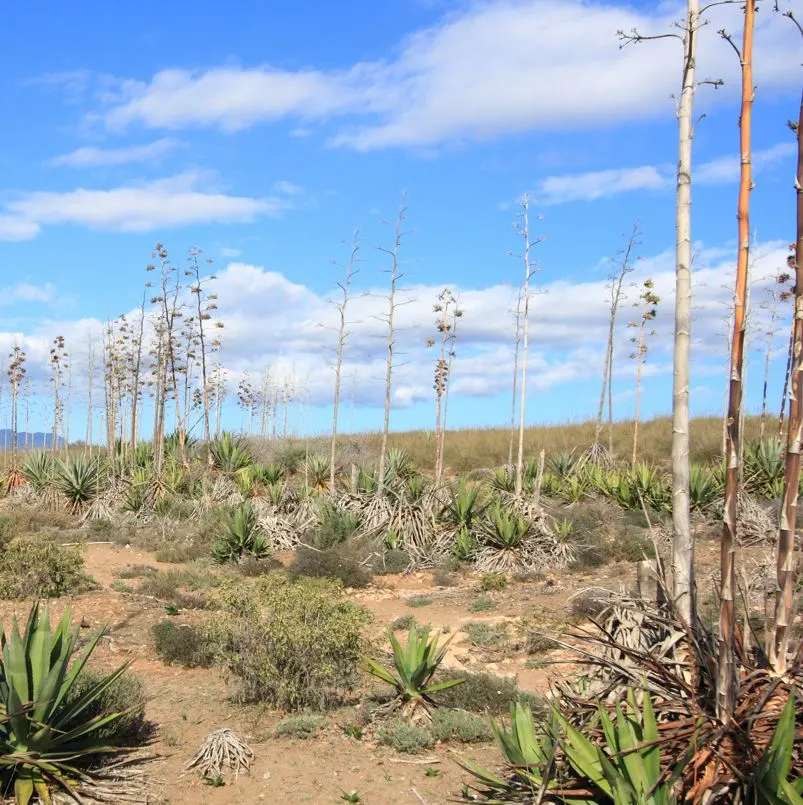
[0,430,65,450]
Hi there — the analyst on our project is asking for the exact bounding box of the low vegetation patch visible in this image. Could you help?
[206,573,372,710]
[274,714,327,739]
[0,535,93,599]
[433,671,543,715]
[152,620,215,667]
[289,545,372,588]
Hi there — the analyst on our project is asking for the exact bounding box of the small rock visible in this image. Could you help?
[262,771,271,781]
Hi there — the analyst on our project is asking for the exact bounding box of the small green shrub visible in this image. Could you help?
[433,671,542,715]
[117,564,158,580]
[469,597,495,613]
[0,536,94,599]
[154,541,207,564]
[391,614,417,631]
[152,621,214,667]
[274,714,327,739]
[372,549,411,575]
[430,708,491,743]
[476,572,507,591]
[289,545,372,589]
[464,621,510,650]
[406,596,432,608]
[206,574,372,710]
[63,670,150,744]
[310,502,360,549]
[88,518,114,536]
[237,555,285,577]
[376,719,434,754]
[432,564,460,587]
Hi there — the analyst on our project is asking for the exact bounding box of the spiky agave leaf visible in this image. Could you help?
[211,503,270,563]
[209,432,252,473]
[0,603,135,805]
[21,451,55,493]
[53,455,104,512]
[361,625,463,719]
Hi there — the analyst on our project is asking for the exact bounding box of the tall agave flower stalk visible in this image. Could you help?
[771,12,803,675]
[719,0,755,721]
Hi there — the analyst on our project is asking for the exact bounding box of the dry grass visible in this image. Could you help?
[246,415,766,475]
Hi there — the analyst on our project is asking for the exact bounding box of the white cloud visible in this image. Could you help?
[538,165,667,204]
[536,143,797,204]
[696,142,797,185]
[89,1,800,149]
[51,137,180,167]
[0,282,57,306]
[0,240,789,427]
[220,247,242,258]
[0,172,290,239]
[273,180,305,196]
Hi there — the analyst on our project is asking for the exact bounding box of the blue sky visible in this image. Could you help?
[0,0,799,439]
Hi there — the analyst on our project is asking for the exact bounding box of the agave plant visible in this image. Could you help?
[209,432,253,472]
[361,625,463,720]
[305,453,332,491]
[211,503,270,563]
[383,448,417,493]
[442,477,485,530]
[122,466,154,513]
[751,694,803,804]
[628,463,671,513]
[0,603,133,805]
[689,463,722,513]
[53,455,103,512]
[456,702,557,800]
[459,691,690,804]
[556,474,589,505]
[357,467,378,493]
[21,451,55,493]
[489,466,516,493]
[258,463,285,485]
[549,450,577,479]
[452,526,477,561]
[744,438,785,499]
[480,503,531,550]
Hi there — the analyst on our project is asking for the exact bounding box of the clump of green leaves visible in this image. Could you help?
[362,625,463,718]
[211,503,270,563]
[0,603,137,805]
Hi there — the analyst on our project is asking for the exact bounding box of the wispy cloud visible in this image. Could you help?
[51,137,180,167]
[0,172,294,240]
[535,143,796,204]
[80,1,799,149]
[0,282,57,306]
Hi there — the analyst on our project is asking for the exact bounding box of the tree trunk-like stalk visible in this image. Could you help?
[508,288,523,468]
[771,88,803,676]
[719,0,754,721]
[671,0,699,629]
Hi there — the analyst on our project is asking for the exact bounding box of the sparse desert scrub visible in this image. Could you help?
[206,573,372,710]
[0,535,93,599]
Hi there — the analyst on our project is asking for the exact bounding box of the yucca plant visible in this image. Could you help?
[383,448,417,493]
[0,603,133,805]
[751,694,803,804]
[211,503,270,563]
[443,477,484,530]
[209,432,252,472]
[361,625,463,721]
[53,455,103,512]
[456,702,557,800]
[480,503,531,550]
[489,467,516,493]
[234,465,263,497]
[259,463,285,485]
[689,463,722,513]
[305,453,332,491]
[744,438,785,499]
[21,451,55,493]
[549,451,576,479]
[628,463,671,513]
[404,473,429,503]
